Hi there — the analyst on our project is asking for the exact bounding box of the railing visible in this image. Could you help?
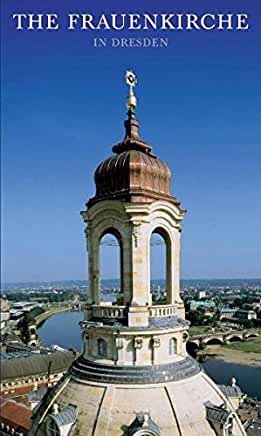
[92,305,126,319]
[83,303,177,320]
[149,304,177,318]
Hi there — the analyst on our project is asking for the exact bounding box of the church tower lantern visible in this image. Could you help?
[29,72,247,436]
[82,71,186,330]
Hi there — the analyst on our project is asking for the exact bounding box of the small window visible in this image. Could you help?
[47,419,60,436]
[133,431,159,436]
[138,434,154,436]
[138,434,155,436]
[97,338,107,358]
[169,338,177,355]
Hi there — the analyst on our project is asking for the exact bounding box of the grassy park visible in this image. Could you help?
[35,305,69,326]
[224,338,261,354]
[189,325,213,336]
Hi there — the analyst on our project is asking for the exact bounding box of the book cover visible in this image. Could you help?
[1,0,261,434]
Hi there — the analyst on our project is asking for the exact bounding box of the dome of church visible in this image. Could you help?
[29,357,246,436]
[95,149,171,200]
[90,110,180,206]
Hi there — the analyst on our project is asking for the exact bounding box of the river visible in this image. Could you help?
[38,311,261,399]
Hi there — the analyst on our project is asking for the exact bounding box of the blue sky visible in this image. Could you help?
[1,0,261,282]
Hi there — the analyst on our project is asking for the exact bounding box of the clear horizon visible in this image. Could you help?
[2,277,261,286]
[2,0,261,282]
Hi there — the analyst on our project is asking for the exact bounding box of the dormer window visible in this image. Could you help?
[47,419,60,436]
[128,413,160,436]
[205,401,235,436]
[46,404,78,436]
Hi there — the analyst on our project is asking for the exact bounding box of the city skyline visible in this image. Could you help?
[2,0,261,282]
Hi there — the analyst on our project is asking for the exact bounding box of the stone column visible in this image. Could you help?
[88,236,100,305]
[121,234,132,306]
[173,229,182,303]
[166,236,173,304]
[130,222,150,306]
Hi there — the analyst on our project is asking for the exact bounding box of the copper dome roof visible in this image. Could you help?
[89,111,180,207]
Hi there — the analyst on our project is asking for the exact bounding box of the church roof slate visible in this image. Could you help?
[1,351,75,381]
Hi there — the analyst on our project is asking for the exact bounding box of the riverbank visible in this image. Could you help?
[37,311,83,350]
[200,340,261,367]
[35,306,70,327]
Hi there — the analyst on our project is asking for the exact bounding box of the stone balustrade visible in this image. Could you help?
[84,303,177,321]
[92,305,126,319]
[149,304,177,318]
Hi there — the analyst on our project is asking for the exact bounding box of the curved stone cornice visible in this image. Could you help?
[71,355,201,385]
[81,200,128,223]
[125,200,185,227]
[149,199,186,217]
[81,316,189,334]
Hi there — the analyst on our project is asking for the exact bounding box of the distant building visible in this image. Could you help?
[17,312,40,348]
[0,400,32,436]
[190,300,215,311]
[235,310,257,321]
[0,351,75,394]
[27,387,48,411]
[0,312,10,332]
[196,290,206,299]
[0,299,10,333]
[251,300,261,310]
[244,417,261,436]
[12,302,41,313]
[218,378,245,411]
[219,308,236,320]
[0,299,10,312]
[9,310,24,325]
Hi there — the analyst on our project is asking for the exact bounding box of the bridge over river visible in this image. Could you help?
[187,329,261,351]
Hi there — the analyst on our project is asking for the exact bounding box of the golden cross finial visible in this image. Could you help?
[125,70,137,112]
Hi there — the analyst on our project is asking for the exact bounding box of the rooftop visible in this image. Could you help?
[218,384,243,398]
[244,417,261,436]
[1,350,75,381]
[0,400,32,432]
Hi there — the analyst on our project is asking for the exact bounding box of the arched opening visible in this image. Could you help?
[186,341,199,358]
[133,432,159,436]
[97,338,107,358]
[205,338,223,346]
[169,337,177,355]
[246,334,258,340]
[150,228,172,305]
[227,336,242,343]
[99,228,123,304]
